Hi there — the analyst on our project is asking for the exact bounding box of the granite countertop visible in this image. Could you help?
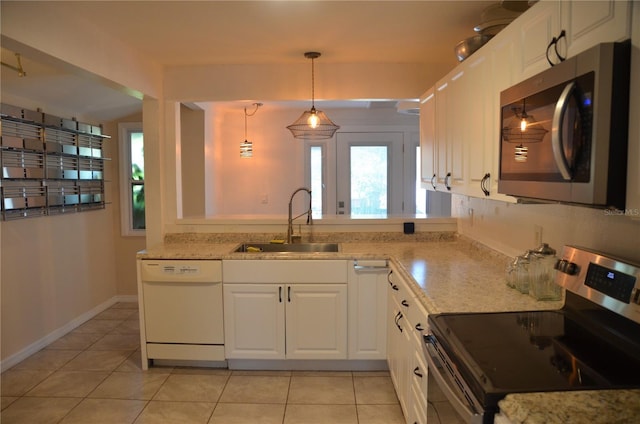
[138,233,639,423]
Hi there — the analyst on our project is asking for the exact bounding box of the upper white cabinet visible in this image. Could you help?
[419,88,437,189]
[419,0,633,205]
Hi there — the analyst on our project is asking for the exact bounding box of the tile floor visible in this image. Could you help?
[1,302,405,424]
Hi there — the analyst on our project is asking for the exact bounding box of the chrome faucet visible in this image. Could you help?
[287,187,312,243]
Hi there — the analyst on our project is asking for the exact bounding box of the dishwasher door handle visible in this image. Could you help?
[354,259,388,271]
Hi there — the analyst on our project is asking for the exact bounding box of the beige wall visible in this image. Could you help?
[1,211,118,364]
[454,194,640,263]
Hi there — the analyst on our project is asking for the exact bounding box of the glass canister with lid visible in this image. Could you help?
[528,243,562,300]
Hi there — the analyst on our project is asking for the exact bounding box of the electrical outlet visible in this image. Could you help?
[260,194,268,204]
[534,225,543,246]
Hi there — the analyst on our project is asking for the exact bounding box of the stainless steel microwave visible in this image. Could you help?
[498,40,630,210]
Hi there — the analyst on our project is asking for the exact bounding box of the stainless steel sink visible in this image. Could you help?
[232,242,340,253]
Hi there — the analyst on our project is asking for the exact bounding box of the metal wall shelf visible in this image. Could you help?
[0,103,110,220]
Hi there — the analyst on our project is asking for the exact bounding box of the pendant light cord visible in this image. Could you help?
[244,102,262,139]
[310,56,315,109]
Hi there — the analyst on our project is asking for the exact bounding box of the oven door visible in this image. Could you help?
[422,333,487,424]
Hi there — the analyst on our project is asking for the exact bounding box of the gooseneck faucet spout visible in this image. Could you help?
[287,187,312,243]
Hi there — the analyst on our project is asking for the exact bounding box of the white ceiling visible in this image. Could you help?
[0,0,526,122]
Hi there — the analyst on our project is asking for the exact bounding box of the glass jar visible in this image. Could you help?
[528,243,562,301]
[513,254,531,294]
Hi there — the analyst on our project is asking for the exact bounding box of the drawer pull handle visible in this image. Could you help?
[415,323,424,331]
[288,286,291,302]
[279,286,282,303]
[413,366,423,378]
[401,299,409,308]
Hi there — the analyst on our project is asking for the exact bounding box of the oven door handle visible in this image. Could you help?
[423,335,484,424]
[552,81,576,180]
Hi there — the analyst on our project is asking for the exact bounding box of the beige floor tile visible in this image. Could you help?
[1,396,19,411]
[292,370,353,377]
[89,334,141,350]
[89,371,169,400]
[288,376,355,405]
[110,302,139,310]
[59,398,146,424]
[27,370,109,397]
[12,349,81,371]
[110,319,141,335]
[209,403,285,424]
[284,404,358,424]
[153,374,228,402]
[1,369,54,396]
[116,351,174,373]
[62,350,131,371]
[45,332,102,350]
[0,396,82,424]
[357,404,405,424]
[73,319,123,334]
[219,375,290,404]
[353,376,399,404]
[134,400,214,424]
[94,307,138,320]
[230,369,292,377]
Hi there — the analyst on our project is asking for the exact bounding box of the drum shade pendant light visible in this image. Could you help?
[287,52,340,139]
[240,103,262,158]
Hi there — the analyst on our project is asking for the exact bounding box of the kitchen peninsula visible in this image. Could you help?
[137,232,640,424]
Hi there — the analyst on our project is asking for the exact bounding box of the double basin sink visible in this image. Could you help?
[233,242,340,253]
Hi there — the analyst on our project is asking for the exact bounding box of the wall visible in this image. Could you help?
[1,209,118,367]
[201,104,420,217]
[454,194,640,263]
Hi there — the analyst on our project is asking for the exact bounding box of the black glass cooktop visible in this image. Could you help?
[429,294,640,408]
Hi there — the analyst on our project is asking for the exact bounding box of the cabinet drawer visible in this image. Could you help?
[223,260,347,283]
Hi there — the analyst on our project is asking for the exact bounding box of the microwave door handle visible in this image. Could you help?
[552,81,576,180]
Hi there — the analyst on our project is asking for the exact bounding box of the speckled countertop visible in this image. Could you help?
[138,232,639,423]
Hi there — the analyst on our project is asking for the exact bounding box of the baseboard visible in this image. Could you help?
[0,294,138,372]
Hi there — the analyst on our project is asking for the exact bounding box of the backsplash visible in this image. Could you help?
[453,194,640,262]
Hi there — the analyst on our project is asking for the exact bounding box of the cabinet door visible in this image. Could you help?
[517,1,561,80]
[435,77,449,188]
[563,0,631,58]
[419,88,437,190]
[286,284,348,359]
[348,263,388,359]
[223,284,285,359]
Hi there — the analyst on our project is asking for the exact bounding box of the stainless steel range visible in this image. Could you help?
[424,245,640,424]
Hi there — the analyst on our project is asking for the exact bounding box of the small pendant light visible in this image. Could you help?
[241,102,262,158]
[287,52,340,140]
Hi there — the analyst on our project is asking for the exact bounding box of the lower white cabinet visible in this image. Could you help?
[386,265,430,424]
[222,260,348,360]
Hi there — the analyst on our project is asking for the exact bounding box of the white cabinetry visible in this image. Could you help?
[419,0,633,204]
[222,260,348,361]
[348,260,389,360]
[419,88,437,189]
[386,265,429,424]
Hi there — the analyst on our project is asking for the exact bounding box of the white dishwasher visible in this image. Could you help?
[138,260,224,369]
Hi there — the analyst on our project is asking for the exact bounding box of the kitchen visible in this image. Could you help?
[2,1,640,423]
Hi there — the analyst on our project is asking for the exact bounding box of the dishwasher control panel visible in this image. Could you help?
[140,260,222,282]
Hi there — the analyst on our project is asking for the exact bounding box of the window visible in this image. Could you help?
[119,123,145,235]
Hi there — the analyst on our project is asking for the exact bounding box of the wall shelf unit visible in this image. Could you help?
[0,103,110,220]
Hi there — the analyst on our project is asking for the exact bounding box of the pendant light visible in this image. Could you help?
[287,52,340,139]
[501,100,548,144]
[240,103,262,158]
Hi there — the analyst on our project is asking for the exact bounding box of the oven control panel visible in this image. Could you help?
[556,246,640,321]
